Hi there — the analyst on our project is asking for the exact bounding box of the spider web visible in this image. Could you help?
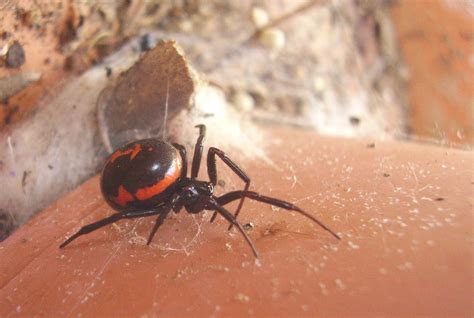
[127,212,208,256]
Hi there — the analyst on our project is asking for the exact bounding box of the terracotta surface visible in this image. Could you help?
[0,127,472,317]
[390,0,474,145]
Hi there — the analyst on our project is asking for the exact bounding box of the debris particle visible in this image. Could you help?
[5,41,25,68]
[335,278,346,290]
[378,267,388,275]
[243,222,255,231]
[173,269,186,280]
[383,173,390,177]
[1,31,10,40]
[178,20,193,32]
[259,28,286,50]
[254,258,262,267]
[128,235,147,245]
[140,33,153,52]
[313,76,326,93]
[235,293,250,303]
[208,265,230,272]
[349,116,360,126]
[434,197,445,201]
[262,221,287,236]
[241,261,250,268]
[231,91,255,112]
[348,241,360,250]
[251,7,269,28]
[408,208,419,214]
[105,67,113,77]
[366,143,375,148]
[22,169,31,193]
[319,283,328,295]
[397,261,414,271]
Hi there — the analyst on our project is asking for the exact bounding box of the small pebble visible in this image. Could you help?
[6,41,25,68]
[231,91,255,112]
[251,7,269,28]
[259,28,285,50]
[235,293,250,303]
[313,76,326,93]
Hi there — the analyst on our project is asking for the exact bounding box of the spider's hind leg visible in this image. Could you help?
[216,191,341,240]
[59,209,164,249]
[59,213,123,248]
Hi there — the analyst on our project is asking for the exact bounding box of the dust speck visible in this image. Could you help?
[397,261,414,271]
[348,241,360,249]
[235,293,250,302]
[335,278,346,290]
[319,282,328,295]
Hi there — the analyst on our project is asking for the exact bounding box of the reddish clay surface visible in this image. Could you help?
[391,0,474,145]
[0,127,472,317]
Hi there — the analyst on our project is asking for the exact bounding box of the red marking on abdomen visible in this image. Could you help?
[135,152,182,201]
[108,144,142,163]
[113,185,135,206]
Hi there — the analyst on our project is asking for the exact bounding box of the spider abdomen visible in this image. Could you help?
[100,139,183,212]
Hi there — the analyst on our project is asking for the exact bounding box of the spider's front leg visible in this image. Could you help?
[147,193,183,244]
[191,124,206,179]
[207,147,251,229]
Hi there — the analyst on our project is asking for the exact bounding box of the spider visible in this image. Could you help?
[60,125,340,258]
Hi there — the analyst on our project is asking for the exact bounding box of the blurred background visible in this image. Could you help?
[0,0,472,145]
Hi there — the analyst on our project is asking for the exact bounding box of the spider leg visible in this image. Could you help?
[191,124,206,179]
[172,143,188,178]
[206,147,250,230]
[59,209,163,248]
[146,207,172,245]
[207,198,259,258]
[216,191,341,240]
[146,194,180,244]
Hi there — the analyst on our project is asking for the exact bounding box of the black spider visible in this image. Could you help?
[60,125,340,258]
